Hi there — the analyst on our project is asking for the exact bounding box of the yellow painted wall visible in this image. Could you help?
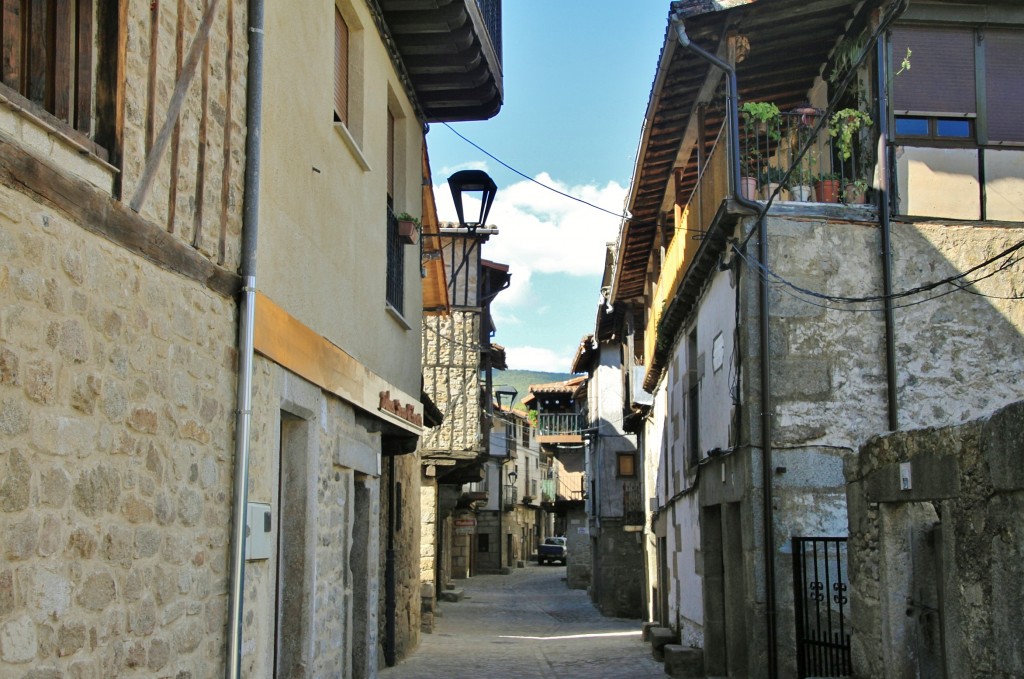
[259,0,424,397]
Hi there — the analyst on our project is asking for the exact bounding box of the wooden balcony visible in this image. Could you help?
[536,412,586,445]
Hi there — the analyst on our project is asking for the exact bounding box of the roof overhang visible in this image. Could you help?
[613,0,883,303]
[377,0,504,122]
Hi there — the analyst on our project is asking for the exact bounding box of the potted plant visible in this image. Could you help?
[828,108,872,163]
[814,172,841,203]
[788,162,815,201]
[758,165,790,201]
[395,212,419,245]
[842,178,869,204]
[740,101,781,137]
[739,101,781,197]
[828,108,873,205]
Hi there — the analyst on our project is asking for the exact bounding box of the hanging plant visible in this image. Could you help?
[828,108,873,162]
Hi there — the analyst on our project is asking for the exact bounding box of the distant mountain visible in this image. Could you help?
[491,369,575,408]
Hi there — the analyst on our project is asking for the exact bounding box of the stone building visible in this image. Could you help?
[569,344,645,618]
[238,2,503,675]
[0,0,246,675]
[471,408,557,574]
[1,0,503,677]
[420,222,510,620]
[601,0,1024,677]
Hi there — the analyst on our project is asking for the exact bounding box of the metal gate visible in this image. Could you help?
[792,537,852,678]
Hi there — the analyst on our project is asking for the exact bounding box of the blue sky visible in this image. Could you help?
[427,2,670,373]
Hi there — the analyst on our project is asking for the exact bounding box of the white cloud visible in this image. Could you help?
[505,345,575,373]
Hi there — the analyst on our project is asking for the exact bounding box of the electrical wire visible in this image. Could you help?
[440,123,631,221]
[730,241,1024,312]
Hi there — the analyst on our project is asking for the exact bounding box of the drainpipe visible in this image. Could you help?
[672,16,778,679]
[225,0,264,677]
[385,454,397,666]
[876,32,899,432]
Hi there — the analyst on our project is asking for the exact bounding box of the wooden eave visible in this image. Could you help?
[379,0,503,122]
[614,0,882,303]
[421,146,450,315]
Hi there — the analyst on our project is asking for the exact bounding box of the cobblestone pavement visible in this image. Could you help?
[379,563,667,679]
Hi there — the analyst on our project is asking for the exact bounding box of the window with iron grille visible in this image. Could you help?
[333,6,349,125]
[386,204,404,313]
[385,109,403,313]
[0,0,120,159]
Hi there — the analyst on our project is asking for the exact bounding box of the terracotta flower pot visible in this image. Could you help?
[397,219,418,245]
[814,179,841,203]
[843,183,867,204]
[741,176,758,200]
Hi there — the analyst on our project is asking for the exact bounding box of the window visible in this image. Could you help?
[477,533,489,553]
[891,23,1024,145]
[617,453,636,478]
[521,423,530,447]
[334,6,349,125]
[0,0,119,157]
[385,109,403,313]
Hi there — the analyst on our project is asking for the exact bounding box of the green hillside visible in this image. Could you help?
[491,369,575,408]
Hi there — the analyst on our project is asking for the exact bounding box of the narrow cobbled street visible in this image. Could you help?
[380,564,667,679]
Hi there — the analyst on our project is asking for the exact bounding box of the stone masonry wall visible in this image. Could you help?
[846,400,1024,679]
[0,190,238,676]
[421,312,482,455]
[734,212,1024,679]
[120,0,247,267]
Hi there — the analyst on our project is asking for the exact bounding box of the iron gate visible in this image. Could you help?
[792,537,851,678]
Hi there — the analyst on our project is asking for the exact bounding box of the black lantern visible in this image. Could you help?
[447,169,497,232]
[507,470,518,485]
[494,387,518,411]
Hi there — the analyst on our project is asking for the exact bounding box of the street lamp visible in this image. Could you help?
[507,470,518,485]
[494,387,518,412]
[447,169,497,232]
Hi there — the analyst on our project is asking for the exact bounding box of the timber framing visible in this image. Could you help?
[0,133,240,298]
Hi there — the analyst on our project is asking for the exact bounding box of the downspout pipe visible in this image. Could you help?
[876,32,899,432]
[226,0,264,676]
[672,15,778,679]
[385,455,397,666]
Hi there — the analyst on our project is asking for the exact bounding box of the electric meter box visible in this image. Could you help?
[245,502,273,561]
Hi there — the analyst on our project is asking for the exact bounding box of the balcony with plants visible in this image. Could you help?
[641,100,877,390]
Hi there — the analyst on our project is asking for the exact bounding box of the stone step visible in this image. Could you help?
[439,588,464,603]
[663,644,704,678]
[649,627,679,662]
[641,621,658,642]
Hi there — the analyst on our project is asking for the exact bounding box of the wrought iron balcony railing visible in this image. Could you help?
[536,412,586,437]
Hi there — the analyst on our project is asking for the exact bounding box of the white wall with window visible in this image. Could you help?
[890,12,1024,220]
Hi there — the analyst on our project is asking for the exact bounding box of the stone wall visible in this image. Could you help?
[591,520,644,618]
[565,508,591,590]
[729,211,1024,679]
[240,361,383,678]
[377,452,421,666]
[0,190,238,676]
[846,400,1024,679]
[421,312,482,455]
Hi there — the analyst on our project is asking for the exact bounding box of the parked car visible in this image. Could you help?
[537,536,567,565]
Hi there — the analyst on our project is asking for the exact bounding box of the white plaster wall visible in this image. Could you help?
[696,270,738,453]
[985,149,1024,221]
[669,494,703,644]
[895,146,980,219]
[259,0,424,398]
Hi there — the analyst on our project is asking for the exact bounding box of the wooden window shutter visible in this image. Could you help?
[334,7,349,124]
[386,108,394,199]
[891,25,976,115]
[985,29,1024,143]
